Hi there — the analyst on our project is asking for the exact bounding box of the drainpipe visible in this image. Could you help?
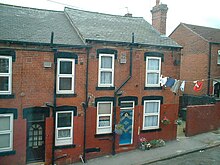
[207,42,212,95]
[82,48,90,163]
[112,33,134,155]
[51,32,57,165]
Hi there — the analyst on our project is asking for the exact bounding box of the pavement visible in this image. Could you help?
[73,129,220,165]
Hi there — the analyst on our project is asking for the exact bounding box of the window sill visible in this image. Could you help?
[96,87,115,90]
[140,128,162,133]
[0,94,15,99]
[55,144,76,149]
[56,94,77,98]
[144,87,162,90]
[94,133,113,138]
[0,150,16,156]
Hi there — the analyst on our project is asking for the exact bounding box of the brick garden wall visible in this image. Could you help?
[185,102,220,136]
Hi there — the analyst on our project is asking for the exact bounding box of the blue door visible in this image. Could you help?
[119,110,133,145]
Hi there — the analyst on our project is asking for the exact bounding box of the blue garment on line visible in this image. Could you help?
[165,78,175,87]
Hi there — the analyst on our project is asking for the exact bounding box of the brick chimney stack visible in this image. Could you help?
[151,0,168,35]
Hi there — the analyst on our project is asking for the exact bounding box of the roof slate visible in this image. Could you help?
[64,7,181,48]
[183,23,220,43]
[0,4,85,46]
[0,3,181,48]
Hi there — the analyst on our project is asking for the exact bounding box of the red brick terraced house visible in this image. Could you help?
[0,2,181,165]
[170,23,220,98]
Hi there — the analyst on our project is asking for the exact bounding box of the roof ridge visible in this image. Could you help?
[64,7,144,19]
[181,23,209,42]
[0,3,63,13]
[183,23,220,31]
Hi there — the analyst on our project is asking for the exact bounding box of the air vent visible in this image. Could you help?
[43,62,52,68]
[120,53,127,64]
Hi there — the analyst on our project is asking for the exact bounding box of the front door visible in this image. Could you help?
[26,120,45,163]
[119,101,134,145]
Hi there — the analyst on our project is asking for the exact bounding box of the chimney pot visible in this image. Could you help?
[124,13,132,17]
[151,0,168,35]
[156,0,160,6]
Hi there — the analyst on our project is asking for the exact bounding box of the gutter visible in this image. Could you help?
[0,39,90,49]
[112,33,134,155]
[51,32,57,165]
[85,39,182,49]
[207,42,212,95]
[82,47,91,163]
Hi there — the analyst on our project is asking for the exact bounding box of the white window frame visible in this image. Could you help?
[143,100,160,130]
[98,54,114,87]
[57,58,75,94]
[0,56,12,95]
[96,101,113,134]
[0,114,13,152]
[55,111,73,146]
[145,57,161,87]
[218,50,220,64]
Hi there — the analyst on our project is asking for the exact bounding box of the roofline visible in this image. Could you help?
[64,7,144,19]
[169,23,181,37]
[0,3,63,12]
[0,40,90,49]
[86,39,182,49]
[64,11,86,44]
[181,23,209,42]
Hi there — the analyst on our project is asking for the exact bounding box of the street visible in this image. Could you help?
[149,146,220,165]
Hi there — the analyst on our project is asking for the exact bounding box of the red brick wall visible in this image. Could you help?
[170,24,210,95]
[185,102,220,136]
[0,43,181,164]
[0,119,26,165]
[82,44,180,159]
[0,46,87,165]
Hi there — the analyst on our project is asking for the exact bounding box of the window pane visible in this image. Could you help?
[60,61,72,74]
[148,59,159,70]
[145,102,159,113]
[0,77,9,91]
[59,78,72,90]
[99,116,110,127]
[101,72,112,84]
[147,73,159,84]
[98,103,111,114]
[0,58,9,73]
[58,113,71,127]
[144,116,158,127]
[58,129,70,138]
[101,56,112,69]
[0,134,10,148]
[218,55,220,64]
[0,116,10,131]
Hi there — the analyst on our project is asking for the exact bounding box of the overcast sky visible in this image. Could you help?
[0,0,220,35]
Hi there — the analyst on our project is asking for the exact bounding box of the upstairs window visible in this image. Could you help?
[218,50,220,64]
[0,56,12,95]
[0,114,13,152]
[143,100,160,130]
[98,54,114,87]
[57,58,75,94]
[145,57,161,87]
[55,111,73,146]
[96,102,113,134]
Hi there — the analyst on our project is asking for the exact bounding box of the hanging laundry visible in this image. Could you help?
[180,80,185,92]
[170,80,181,94]
[165,77,175,87]
[160,76,168,86]
[193,81,203,92]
